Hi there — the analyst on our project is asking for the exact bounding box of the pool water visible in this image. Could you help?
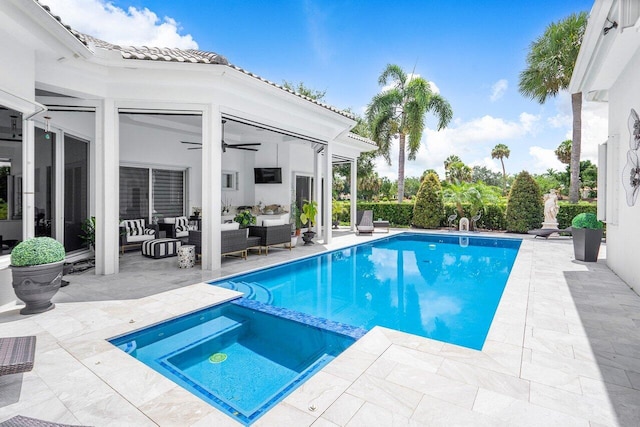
[212,233,521,350]
[109,302,356,425]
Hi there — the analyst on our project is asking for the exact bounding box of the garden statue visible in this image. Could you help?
[543,189,559,223]
[542,189,560,236]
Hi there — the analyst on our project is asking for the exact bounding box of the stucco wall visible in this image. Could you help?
[606,48,640,293]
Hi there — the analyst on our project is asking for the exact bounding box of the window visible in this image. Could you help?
[222,170,238,190]
[119,166,185,220]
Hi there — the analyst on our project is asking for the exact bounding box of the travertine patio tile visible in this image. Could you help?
[283,371,351,418]
[254,402,315,427]
[351,327,392,356]
[387,362,479,409]
[521,361,582,394]
[529,382,618,426]
[346,373,423,418]
[321,393,365,426]
[438,358,530,400]
[472,388,588,426]
[345,401,417,427]
[73,393,156,427]
[379,344,444,373]
[524,330,575,358]
[311,417,340,427]
[137,385,217,426]
[364,356,396,379]
[627,371,640,390]
[411,394,500,426]
[322,347,377,382]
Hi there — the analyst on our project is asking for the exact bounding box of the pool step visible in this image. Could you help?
[127,315,248,357]
[215,281,273,304]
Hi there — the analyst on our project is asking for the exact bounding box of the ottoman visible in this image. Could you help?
[142,238,182,259]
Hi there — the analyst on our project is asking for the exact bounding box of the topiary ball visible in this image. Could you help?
[10,237,66,267]
[571,213,603,229]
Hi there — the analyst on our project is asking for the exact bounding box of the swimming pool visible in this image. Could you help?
[212,233,521,350]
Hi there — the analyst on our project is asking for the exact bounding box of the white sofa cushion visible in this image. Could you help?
[127,234,155,243]
[262,219,285,227]
[220,222,240,231]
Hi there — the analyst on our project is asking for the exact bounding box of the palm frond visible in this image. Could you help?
[378,64,407,89]
[427,94,453,130]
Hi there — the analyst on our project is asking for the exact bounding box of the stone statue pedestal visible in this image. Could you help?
[542,221,559,237]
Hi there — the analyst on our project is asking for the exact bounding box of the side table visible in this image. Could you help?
[178,244,196,268]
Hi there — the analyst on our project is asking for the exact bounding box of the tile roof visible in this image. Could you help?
[347,132,378,147]
[36,0,355,120]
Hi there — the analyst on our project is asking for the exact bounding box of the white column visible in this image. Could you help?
[201,106,222,270]
[313,148,322,235]
[350,159,357,231]
[323,141,332,244]
[95,99,119,275]
[21,120,35,240]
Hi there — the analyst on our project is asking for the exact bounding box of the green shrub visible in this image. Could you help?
[571,212,603,229]
[505,171,543,233]
[556,202,596,229]
[10,237,65,267]
[412,172,443,228]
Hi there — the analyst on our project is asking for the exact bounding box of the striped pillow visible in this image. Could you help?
[124,219,144,236]
[175,216,189,233]
[143,228,156,235]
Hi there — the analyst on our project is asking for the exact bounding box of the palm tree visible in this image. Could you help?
[519,12,587,203]
[491,144,510,194]
[367,64,453,203]
[555,139,572,164]
[444,155,462,171]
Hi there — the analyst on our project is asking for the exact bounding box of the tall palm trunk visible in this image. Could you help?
[500,158,507,195]
[397,133,406,203]
[569,92,582,203]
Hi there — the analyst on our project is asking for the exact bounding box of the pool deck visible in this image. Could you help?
[0,229,639,426]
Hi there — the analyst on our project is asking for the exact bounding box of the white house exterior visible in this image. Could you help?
[570,0,640,293]
[0,1,374,305]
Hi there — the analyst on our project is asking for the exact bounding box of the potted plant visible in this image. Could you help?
[234,210,256,228]
[300,199,318,245]
[332,200,347,229]
[10,237,66,314]
[79,216,95,251]
[571,213,604,262]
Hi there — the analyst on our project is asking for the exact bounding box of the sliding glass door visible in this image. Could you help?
[63,135,89,252]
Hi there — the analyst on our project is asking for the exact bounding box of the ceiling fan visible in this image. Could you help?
[180,120,261,152]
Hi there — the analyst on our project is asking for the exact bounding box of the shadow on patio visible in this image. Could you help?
[564,263,640,425]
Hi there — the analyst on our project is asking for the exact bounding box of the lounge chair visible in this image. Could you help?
[0,336,36,376]
[527,227,572,239]
[447,213,457,231]
[356,210,374,235]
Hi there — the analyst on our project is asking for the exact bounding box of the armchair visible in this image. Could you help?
[158,216,190,240]
[189,229,249,259]
[119,219,157,253]
[249,223,292,255]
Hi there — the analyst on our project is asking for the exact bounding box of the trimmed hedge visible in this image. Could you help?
[335,200,596,231]
[556,202,597,229]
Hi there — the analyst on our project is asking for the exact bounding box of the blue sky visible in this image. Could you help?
[45,0,607,180]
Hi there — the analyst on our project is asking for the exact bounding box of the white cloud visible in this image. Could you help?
[374,113,539,179]
[43,0,198,49]
[528,146,565,173]
[490,79,508,102]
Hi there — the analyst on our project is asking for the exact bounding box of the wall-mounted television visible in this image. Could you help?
[254,167,282,184]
